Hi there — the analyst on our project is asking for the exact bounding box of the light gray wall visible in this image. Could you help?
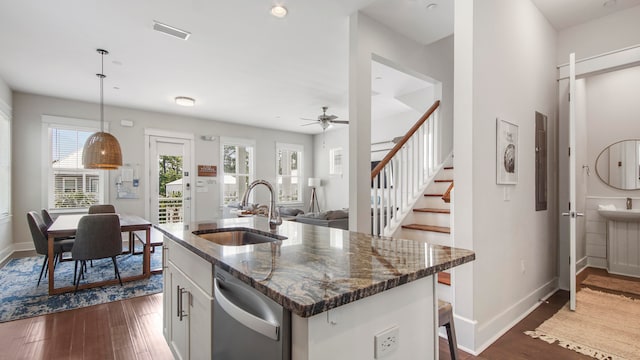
[0,76,12,261]
[454,0,558,351]
[11,92,313,246]
[586,66,640,196]
[348,13,454,232]
[557,4,640,63]
[313,128,349,211]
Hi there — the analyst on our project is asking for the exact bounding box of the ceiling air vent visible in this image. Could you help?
[153,21,191,40]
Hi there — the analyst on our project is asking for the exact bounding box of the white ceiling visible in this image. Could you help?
[530,0,640,30]
[0,1,636,135]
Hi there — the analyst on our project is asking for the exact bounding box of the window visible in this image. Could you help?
[43,116,106,211]
[276,143,303,204]
[0,110,10,218]
[221,138,255,205]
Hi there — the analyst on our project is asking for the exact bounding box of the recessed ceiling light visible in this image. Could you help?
[426,3,438,10]
[153,20,191,40]
[175,96,195,107]
[271,5,288,18]
[113,86,120,90]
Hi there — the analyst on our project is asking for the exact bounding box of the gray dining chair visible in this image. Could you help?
[27,211,75,286]
[88,204,116,214]
[72,214,123,292]
[41,209,54,228]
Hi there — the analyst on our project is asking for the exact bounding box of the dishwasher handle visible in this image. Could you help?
[214,278,280,341]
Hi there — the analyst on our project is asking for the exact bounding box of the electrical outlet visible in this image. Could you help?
[374,326,399,358]
[521,259,526,274]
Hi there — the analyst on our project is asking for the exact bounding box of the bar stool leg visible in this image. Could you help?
[438,300,459,360]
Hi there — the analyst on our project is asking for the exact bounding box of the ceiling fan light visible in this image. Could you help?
[175,96,196,106]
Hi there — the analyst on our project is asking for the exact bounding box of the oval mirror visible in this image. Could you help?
[595,139,640,190]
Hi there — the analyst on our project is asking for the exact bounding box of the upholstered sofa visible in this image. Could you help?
[293,209,349,230]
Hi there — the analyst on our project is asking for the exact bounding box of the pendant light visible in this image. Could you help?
[82,49,123,170]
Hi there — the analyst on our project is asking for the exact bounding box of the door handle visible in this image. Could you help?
[561,212,584,218]
[162,246,168,270]
[214,278,280,340]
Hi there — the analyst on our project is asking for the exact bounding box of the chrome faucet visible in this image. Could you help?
[241,180,282,230]
[627,197,633,210]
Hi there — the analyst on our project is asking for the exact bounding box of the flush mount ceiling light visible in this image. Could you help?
[153,20,191,40]
[82,49,123,170]
[426,3,438,10]
[271,5,288,18]
[175,96,196,107]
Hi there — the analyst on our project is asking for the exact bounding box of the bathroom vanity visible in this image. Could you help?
[156,217,475,360]
[598,207,640,278]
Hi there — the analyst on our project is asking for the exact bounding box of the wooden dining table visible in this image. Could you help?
[46,214,152,295]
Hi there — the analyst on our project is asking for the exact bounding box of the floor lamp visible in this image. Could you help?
[308,178,321,213]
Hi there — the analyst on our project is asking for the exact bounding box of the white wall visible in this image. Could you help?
[557,5,640,64]
[11,92,313,246]
[0,76,12,261]
[348,13,454,231]
[586,66,640,196]
[314,128,349,211]
[454,0,558,352]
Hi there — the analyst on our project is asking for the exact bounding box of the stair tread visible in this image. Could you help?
[438,272,451,286]
[424,193,444,197]
[434,179,453,183]
[402,224,451,233]
[414,208,450,214]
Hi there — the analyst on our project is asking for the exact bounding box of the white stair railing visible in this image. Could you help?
[371,101,441,236]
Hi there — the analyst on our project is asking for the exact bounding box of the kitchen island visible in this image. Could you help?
[156,217,474,360]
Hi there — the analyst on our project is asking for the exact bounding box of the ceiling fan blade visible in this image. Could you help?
[300,117,317,121]
[301,122,317,126]
[326,115,339,121]
[330,120,349,124]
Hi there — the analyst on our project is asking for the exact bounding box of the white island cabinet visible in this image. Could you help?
[163,237,213,360]
[291,275,437,360]
[157,218,475,360]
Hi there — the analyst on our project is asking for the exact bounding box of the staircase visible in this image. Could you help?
[395,165,454,302]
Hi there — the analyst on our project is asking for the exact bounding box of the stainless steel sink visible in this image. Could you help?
[192,228,286,246]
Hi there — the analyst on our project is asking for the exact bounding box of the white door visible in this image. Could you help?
[562,53,582,311]
[149,136,192,225]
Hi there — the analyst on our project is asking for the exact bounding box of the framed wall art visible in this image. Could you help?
[496,118,518,185]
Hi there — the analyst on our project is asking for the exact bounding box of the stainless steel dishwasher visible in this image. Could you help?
[213,266,291,360]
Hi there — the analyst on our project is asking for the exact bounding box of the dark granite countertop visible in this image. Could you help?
[156,217,475,318]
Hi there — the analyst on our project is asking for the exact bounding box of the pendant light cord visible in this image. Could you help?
[97,49,108,133]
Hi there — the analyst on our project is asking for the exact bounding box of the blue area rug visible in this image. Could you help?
[0,248,163,323]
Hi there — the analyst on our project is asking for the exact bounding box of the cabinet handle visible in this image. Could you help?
[178,286,189,321]
[176,285,181,319]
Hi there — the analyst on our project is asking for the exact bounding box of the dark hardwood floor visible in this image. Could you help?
[1,266,638,359]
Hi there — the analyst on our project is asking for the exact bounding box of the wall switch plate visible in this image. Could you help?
[374,326,399,358]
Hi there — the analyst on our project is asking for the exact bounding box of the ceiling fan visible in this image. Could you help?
[301,106,349,131]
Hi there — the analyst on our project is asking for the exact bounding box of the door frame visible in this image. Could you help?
[557,45,640,310]
[144,128,196,223]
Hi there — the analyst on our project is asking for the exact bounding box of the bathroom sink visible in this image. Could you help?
[192,228,286,246]
[598,209,640,222]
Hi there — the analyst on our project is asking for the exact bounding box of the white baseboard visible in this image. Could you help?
[0,246,12,265]
[450,313,478,355]
[576,256,589,274]
[587,257,607,269]
[474,277,559,354]
[13,241,35,252]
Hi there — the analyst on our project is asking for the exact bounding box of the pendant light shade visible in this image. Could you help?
[82,131,122,170]
[82,49,123,170]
